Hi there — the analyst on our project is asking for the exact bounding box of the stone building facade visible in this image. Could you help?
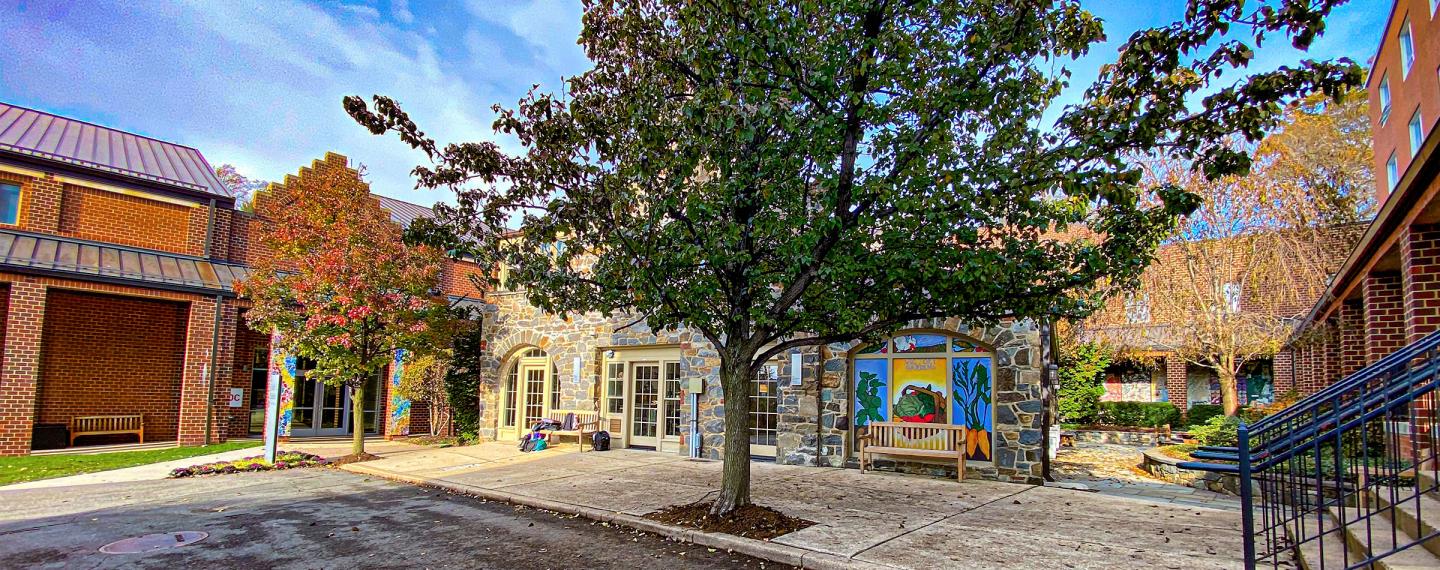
[479,289,1049,484]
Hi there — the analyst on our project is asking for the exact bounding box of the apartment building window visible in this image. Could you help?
[1223,282,1241,313]
[0,183,18,225]
[1400,18,1415,78]
[1379,74,1392,124]
[1388,152,1401,191]
[1412,109,1426,157]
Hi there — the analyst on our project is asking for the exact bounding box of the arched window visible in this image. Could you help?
[852,331,994,462]
[500,347,557,438]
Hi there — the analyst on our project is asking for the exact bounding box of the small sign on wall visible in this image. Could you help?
[227,388,244,408]
[790,353,803,386]
[573,356,582,383]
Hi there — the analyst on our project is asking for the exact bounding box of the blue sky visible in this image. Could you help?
[0,0,1389,206]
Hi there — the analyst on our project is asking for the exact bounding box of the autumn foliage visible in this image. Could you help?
[237,163,448,453]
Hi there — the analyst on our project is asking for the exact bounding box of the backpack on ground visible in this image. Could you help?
[591,430,611,451]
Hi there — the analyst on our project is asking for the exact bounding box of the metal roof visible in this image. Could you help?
[376,195,435,227]
[0,229,251,295]
[0,102,233,199]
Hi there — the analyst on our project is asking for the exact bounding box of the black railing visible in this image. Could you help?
[1181,330,1440,569]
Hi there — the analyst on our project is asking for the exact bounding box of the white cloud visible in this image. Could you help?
[0,0,546,207]
[392,0,414,24]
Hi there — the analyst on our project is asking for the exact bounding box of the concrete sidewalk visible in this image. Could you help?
[339,441,1244,569]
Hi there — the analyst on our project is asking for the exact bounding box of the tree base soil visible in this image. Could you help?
[645,501,815,540]
[326,452,381,466]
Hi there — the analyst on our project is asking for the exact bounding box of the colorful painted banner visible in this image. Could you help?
[264,332,295,441]
[950,357,992,462]
[388,349,411,437]
[853,358,889,426]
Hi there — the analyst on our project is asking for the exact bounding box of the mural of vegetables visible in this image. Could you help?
[951,357,992,461]
[854,369,887,426]
[894,385,946,423]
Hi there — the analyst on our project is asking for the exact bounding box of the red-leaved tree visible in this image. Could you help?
[238,164,448,456]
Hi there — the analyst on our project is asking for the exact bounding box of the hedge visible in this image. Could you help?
[1095,401,1182,428]
[1185,404,1225,428]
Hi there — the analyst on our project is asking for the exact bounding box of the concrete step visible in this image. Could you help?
[1295,512,1359,570]
[1370,488,1440,558]
[1330,505,1440,570]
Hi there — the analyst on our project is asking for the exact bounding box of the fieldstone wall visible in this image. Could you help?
[478,292,1047,484]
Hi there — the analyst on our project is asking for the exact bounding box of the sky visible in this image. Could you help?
[0,0,1390,207]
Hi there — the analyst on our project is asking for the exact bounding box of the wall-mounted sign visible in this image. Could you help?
[790,353,803,386]
[227,387,244,408]
[573,356,582,383]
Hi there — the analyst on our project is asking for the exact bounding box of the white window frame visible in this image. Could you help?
[1223,282,1242,314]
[1378,73,1392,125]
[1411,109,1426,158]
[1400,18,1415,79]
[1388,152,1401,192]
[1125,293,1151,324]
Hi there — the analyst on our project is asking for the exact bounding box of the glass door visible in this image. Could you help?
[521,362,549,430]
[630,363,660,447]
[750,368,779,457]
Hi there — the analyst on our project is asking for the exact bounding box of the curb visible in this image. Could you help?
[340,462,881,569]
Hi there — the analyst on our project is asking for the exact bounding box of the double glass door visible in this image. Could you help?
[290,360,380,437]
[497,351,554,441]
[625,361,682,449]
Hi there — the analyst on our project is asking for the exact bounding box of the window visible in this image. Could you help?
[606,362,625,415]
[1411,109,1426,157]
[663,362,682,437]
[1223,282,1241,313]
[503,364,519,427]
[0,183,18,225]
[1388,152,1401,191]
[1400,18,1415,78]
[851,331,995,462]
[1379,74,1392,124]
[1124,293,1151,324]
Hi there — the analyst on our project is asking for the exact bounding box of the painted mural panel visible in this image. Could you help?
[891,358,947,423]
[853,358,889,426]
[951,357,992,462]
[389,349,411,437]
[893,334,948,354]
[265,339,296,438]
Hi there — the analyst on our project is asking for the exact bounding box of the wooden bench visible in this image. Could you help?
[547,410,601,451]
[857,421,966,482]
[70,414,143,446]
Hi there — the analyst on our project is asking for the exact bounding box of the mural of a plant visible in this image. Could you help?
[855,370,886,426]
[952,359,992,459]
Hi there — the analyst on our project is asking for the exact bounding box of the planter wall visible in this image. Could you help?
[1141,448,1240,495]
[1070,429,1163,447]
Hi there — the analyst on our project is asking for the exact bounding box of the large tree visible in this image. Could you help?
[346,0,1359,514]
[238,165,449,456]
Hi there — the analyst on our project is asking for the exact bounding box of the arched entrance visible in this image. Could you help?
[851,330,995,462]
[497,347,558,440]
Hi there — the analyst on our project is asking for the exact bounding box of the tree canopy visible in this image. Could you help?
[347,0,1361,512]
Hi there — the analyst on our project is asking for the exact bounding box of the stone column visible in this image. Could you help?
[0,281,45,456]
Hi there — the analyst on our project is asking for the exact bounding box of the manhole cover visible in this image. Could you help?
[99,531,208,554]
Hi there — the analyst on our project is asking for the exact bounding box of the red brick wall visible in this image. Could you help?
[1365,272,1406,362]
[1370,0,1440,203]
[227,321,270,438]
[1273,349,1294,395]
[1404,224,1440,342]
[58,184,200,255]
[1339,301,1366,377]
[37,290,187,442]
[1164,357,1188,413]
[440,260,486,299]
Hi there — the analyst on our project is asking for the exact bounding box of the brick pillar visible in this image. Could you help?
[25,175,62,233]
[178,297,237,446]
[1339,301,1366,377]
[1323,320,1343,389]
[0,282,46,455]
[1403,224,1440,342]
[1365,272,1405,363]
[1273,349,1294,395]
[1165,356,1188,414]
[1296,345,1316,396]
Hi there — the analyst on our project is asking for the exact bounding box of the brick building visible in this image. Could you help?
[1284,0,1439,404]
[0,102,481,455]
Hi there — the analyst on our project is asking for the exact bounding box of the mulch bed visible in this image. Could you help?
[326,452,381,466]
[644,501,815,540]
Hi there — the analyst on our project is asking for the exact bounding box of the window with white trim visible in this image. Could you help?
[1124,293,1151,324]
[1223,282,1241,313]
[1379,74,1392,124]
[1388,152,1401,192]
[1400,18,1415,78]
[1411,109,1425,157]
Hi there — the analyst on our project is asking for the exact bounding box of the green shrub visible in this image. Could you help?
[1186,404,1225,428]
[1058,342,1111,424]
[444,318,485,440]
[1096,401,1182,428]
[1190,415,1241,447]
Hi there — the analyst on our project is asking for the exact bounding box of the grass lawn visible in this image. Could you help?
[0,440,263,486]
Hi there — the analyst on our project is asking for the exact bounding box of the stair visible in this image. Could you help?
[1321,489,1440,570]
[1295,512,1359,570]
[1368,489,1440,558]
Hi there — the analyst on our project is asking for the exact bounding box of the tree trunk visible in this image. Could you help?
[711,357,753,516]
[1218,368,1240,417]
[352,379,367,456]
